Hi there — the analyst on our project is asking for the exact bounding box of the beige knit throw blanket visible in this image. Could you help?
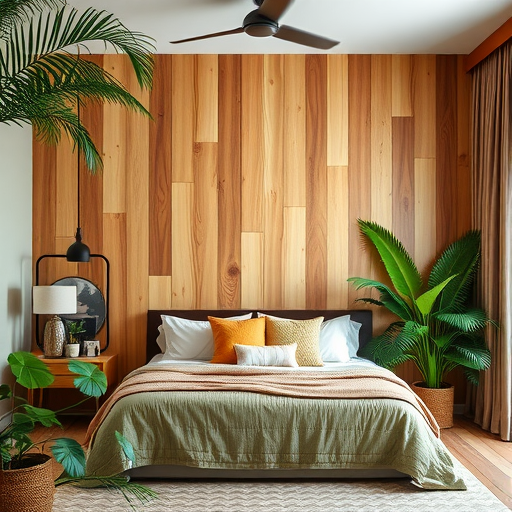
[85,364,440,445]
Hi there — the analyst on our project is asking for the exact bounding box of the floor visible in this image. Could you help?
[31,414,512,509]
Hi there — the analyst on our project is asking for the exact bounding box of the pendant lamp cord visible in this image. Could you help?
[76,46,81,233]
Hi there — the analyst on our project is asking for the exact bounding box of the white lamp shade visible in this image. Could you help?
[33,286,77,315]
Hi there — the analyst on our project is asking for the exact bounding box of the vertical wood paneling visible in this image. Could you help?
[241,232,263,309]
[55,136,76,238]
[172,55,195,183]
[262,55,284,308]
[103,54,127,214]
[171,183,195,308]
[241,55,264,232]
[392,117,415,256]
[283,207,306,308]
[392,55,413,117]
[149,54,172,276]
[436,56,458,252]
[125,71,149,374]
[347,55,372,306]
[413,55,436,158]
[414,158,436,273]
[195,55,218,143]
[148,276,172,310]
[370,55,393,230]
[193,142,218,308]
[32,53,473,393]
[306,55,328,310]
[103,213,126,378]
[283,54,306,207]
[327,55,349,167]
[218,55,242,308]
[327,166,349,309]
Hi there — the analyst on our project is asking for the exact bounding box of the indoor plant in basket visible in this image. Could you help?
[0,351,156,511]
[348,220,493,428]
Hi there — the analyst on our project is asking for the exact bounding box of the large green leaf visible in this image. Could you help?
[68,360,107,397]
[0,384,11,400]
[11,412,35,434]
[115,431,136,464]
[416,276,456,316]
[357,219,422,300]
[7,351,54,389]
[22,404,61,427]
[51,437,86,478]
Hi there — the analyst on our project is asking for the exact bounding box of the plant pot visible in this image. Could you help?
[411,381,454,429]
[0,453,55,512]
[64,343,80,358]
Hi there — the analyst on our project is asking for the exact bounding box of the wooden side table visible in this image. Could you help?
[28,353,118,413]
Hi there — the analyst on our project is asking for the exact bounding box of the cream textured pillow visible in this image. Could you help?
[234,344,299,367]
[265,316,324,366]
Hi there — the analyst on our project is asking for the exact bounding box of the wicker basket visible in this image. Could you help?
[411,381,455,429]
[0,454,55,512]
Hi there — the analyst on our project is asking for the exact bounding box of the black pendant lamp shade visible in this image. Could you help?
[66,227,90,262]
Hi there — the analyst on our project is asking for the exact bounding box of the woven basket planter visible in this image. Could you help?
[411,381,455,429]
[0,454,55,512]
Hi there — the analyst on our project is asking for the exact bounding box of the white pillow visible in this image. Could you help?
[257,312,360,362]
[235,343,299,367]
[160,313,253,360]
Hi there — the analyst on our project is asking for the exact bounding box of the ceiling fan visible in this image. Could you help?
[170,0,339,50]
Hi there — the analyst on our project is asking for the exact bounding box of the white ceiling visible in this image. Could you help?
[68,0,512,54]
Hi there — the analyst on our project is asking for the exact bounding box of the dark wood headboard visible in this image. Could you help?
[146,309,373,363]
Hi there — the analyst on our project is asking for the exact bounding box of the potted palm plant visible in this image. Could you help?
[0,351,156,511]
[348,219,493,428]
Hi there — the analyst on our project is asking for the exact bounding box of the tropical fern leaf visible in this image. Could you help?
[435,309,490,333]
[357,219,422,300]
[429,230,481,312]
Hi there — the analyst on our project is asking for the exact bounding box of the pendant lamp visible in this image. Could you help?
[66,53,90,263]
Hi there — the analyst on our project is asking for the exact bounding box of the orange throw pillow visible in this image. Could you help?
[209,316,266,364]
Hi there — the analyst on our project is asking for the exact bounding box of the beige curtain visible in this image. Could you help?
[470,40,512,440]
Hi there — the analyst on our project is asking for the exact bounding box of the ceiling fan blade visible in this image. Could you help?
[273,25,339,50]
[258,0,293,22]
[171,27,244,44]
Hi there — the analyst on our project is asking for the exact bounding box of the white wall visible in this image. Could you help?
[0,124,32,422]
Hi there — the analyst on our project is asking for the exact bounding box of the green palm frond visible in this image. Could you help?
[348,277,414,320]
[0,0,65,39]
[0,2,154,171]
[429,230,481,312]
[445,334,492,371]
[357,219,422,301]
[435,309,490,333]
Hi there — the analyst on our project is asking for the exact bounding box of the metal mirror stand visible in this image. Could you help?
[35,254,110,353]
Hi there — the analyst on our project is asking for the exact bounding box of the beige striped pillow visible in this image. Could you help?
[265,316,324,366]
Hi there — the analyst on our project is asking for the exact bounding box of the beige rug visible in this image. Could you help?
[53,466,508,512]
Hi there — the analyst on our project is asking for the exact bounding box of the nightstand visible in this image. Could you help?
[28,353,118,413]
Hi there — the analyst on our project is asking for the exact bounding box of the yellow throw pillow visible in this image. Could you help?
[265,316,324,366]
[209,316,266,364]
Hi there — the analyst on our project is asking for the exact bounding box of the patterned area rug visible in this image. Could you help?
[53,465,508,512]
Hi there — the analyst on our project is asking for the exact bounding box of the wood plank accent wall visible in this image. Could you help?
[32,54,471,397]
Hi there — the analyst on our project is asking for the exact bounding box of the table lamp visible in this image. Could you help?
[33,286,77,357]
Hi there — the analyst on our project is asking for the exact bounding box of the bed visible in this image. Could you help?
[84,309,466,490]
